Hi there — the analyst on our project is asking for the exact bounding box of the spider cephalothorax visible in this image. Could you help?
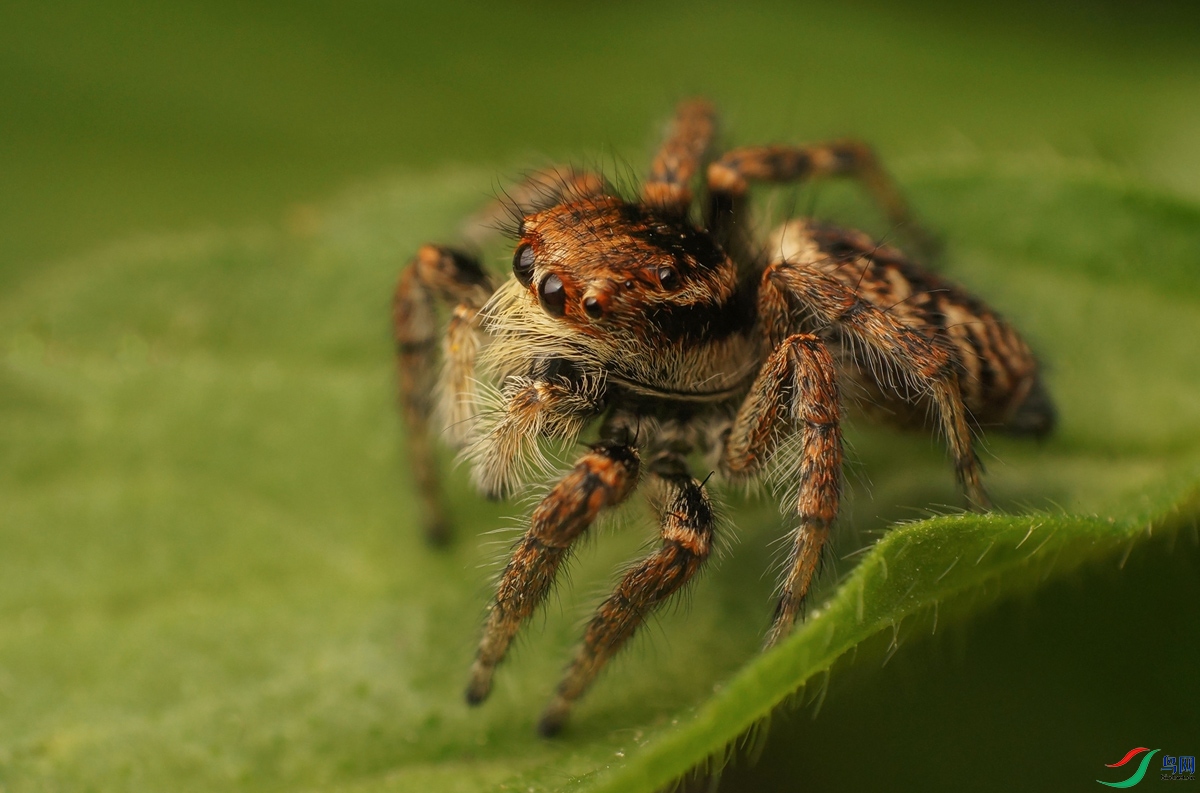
[393,99,1054,735]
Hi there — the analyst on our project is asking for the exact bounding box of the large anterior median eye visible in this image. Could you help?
[512,244,535,286]
[538,274,567,316]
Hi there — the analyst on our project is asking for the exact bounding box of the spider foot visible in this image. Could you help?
[465,661,493,706]
[537,697,571,738]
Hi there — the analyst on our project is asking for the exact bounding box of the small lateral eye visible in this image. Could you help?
[538,274,567,316]
[512,244,536,286]
[583,296,603,319]
[657,266,679,290]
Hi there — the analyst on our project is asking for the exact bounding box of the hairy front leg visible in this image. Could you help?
[466,441,640,706]
[722,334,844,646]
[705,140,938,263]
[393,244,494,543]
[539,471,714,736]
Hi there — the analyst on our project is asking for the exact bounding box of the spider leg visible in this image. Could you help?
[761,258,989,509]
[466,441,640,706]
[705,140,938,263]
[393,244,494,544]
[539,469,714,736]
[721,334,843,646]
[641,98,717,215]
[439,302,485,448]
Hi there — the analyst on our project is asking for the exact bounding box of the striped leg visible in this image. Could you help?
[705,140,937,262]
[393,244,493,544]
[760,260,988,509]
[539,471,714,736]
[721,333,844,646]
[466,441,640,706]
[641,98,717,215]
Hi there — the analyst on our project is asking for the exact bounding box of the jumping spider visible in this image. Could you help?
[393,99,1054,736]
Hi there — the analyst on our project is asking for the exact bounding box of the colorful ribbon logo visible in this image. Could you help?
[1098,747,1160,788]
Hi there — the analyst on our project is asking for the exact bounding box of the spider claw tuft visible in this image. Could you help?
[465,665,493,706]
[537,699,570,737]
[424,518,453,548]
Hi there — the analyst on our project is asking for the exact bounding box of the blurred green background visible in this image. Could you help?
[2,2,1199,791]
[4,0,1200,273]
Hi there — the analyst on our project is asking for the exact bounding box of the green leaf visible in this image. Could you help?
[0,157,1197,792]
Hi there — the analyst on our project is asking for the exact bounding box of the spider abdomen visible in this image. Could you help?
[769,219,1055,436]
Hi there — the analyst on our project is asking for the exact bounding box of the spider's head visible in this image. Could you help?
[508,196,739,340]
